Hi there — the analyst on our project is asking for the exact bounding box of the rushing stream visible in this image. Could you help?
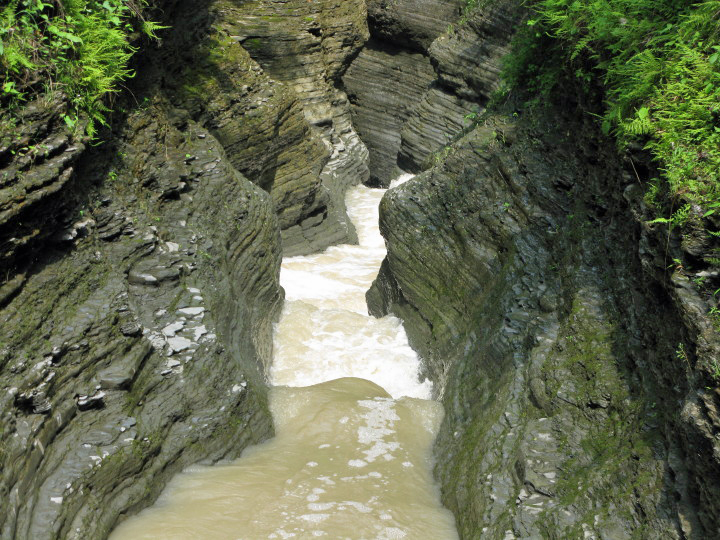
[110,175,459,539]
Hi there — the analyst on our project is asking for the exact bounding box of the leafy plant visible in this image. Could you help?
[1,0,167,137]
[502,0,720,259]
[709,357,720,383]
[458,0,490,26]
[676,342,691,371]
[709,302,720,333]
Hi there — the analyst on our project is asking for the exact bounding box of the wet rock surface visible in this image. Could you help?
[396,0,520,173]
[0,97,87,272]
[344,0,518,185]
[2,0,720,538]
[367,0,464,52]
[352,4,717,532]
[139,0,371,256]
[212,0,371,255]
[0,0,368,537]
[369,113,720,537]
[0,105,283,538]
[344,39,435,185]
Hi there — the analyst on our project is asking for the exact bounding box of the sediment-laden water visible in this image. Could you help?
[111,175,458,539]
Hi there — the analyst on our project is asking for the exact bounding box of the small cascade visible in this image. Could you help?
[110,174,459,539]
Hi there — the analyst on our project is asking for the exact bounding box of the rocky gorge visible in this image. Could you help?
[1,0,719,538]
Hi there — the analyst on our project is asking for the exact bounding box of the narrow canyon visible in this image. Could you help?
[1,1,719,539]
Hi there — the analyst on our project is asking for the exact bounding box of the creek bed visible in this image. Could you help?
[110,175,458,539]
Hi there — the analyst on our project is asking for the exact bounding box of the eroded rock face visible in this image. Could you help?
[397,0,519,173]
[4,0,720,537]
[343,0,457,186]
[0,97,87,274]
[344,40,435,185]
[369,110,720,538]
[367,0,464,52]
[0,0,370,537]
[361,4,720,537]
[0,104,281,539]
[222,0,371,255]
[344,0,517,185]
[429,2,519,102]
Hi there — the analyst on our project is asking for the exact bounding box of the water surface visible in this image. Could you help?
[110,175,458,539]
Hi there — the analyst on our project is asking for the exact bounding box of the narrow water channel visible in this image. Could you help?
[110,175,459,539]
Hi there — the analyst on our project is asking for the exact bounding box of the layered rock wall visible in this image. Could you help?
[4,0,720,538]
[343,0,516,184]
[228,0,371,254]
[368,116,700,537]
[0,0,370,536]
[367,3,720,538]
[0,102,282,539]
[397,1,518,172]
[367,0,463,51]
[344,40,435,185]
[343,0,465,185]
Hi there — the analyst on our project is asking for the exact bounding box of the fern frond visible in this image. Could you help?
[141,20,169,40]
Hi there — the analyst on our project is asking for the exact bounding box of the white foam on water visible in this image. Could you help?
[273,176,430,399]
[272,301,431,399]
[389,172,415,189]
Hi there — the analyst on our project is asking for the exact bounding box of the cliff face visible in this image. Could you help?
[369,117,708,538]
[159,0,371,256]
[364,2,720,538]
[2,0,720,538]
[343,0,460,186]
[1,105,282,539]
[343,0,516,185]
[0,0,368,537]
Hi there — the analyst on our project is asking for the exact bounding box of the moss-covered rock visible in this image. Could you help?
[0,100,282,538]
[0,0,372,536]
[370,107,720,537]
[214,0,371,254]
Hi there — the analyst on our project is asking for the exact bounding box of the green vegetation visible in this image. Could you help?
[0,0,166,136]
[710,356,720,382]
[502,0,720,252]
[452,0,490,28]
[539,297,661,534]
[461,0,483,22]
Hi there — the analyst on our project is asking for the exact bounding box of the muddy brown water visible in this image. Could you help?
[110,176,459,539]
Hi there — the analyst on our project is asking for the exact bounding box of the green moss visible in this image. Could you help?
[0,246,115,362]
[458,0,493,26]
[540,296,662,533]
[502,0,720,260]
[176,32,258,108]
[244,37,263,51]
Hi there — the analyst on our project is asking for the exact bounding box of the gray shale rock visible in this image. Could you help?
[396,0,521,173]
[369,113,720,537]
[367,0,465,52]
[344,0,518,184]
[360,14,717,535]
[344,40,435,185]
[0,96,87,271]
[190,0,371,255]
[344,0,466,186]
[0,0,372,536]
[0,104,282,539]
[3,0,720,538]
